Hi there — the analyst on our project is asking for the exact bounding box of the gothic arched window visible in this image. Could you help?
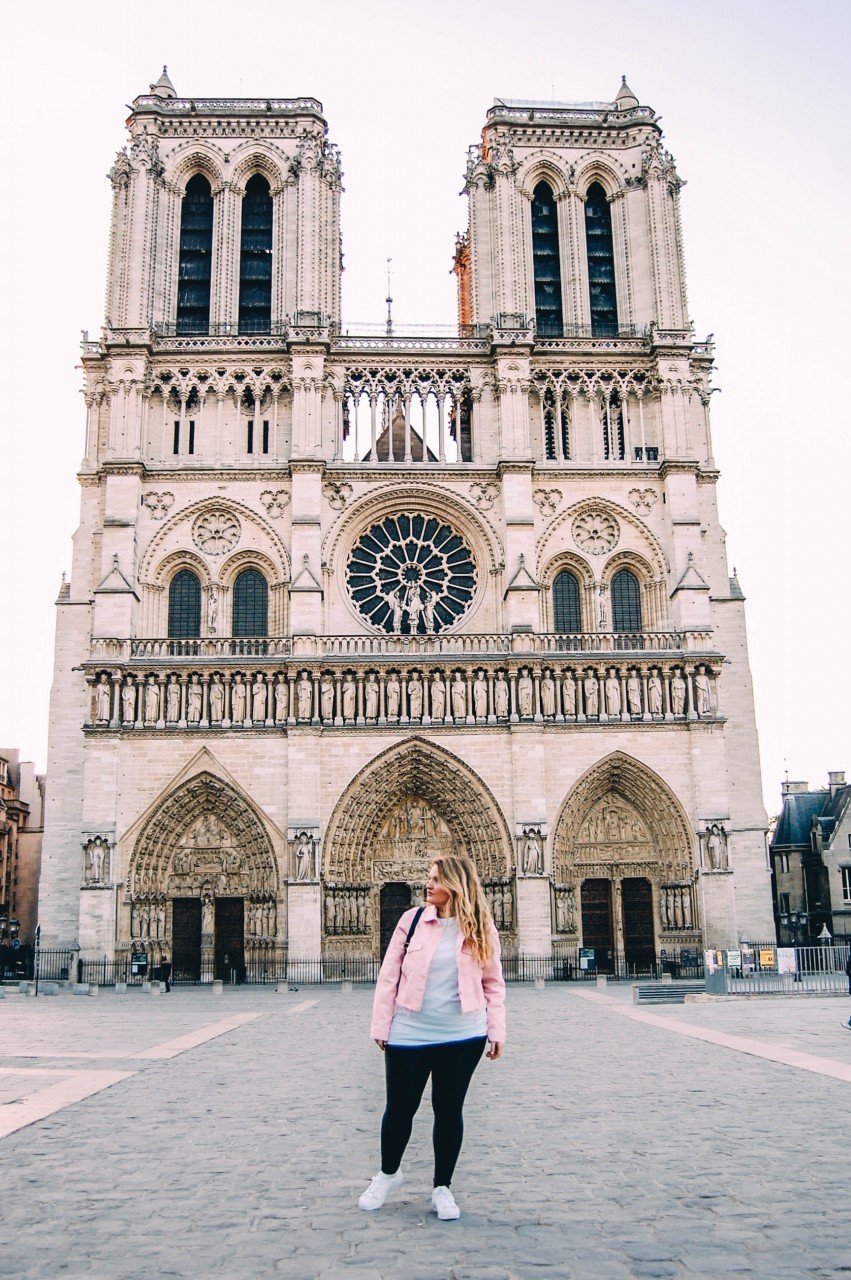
[168,569,202,638]
[611,569,642,633]
[232,568,269,637]
[176,175,214,336]
[531,182,563,338]
[553,570,581,633]
[238,175,273,334]
[602,389,625,461]
[543,386,570,461]
[584,182,618,337]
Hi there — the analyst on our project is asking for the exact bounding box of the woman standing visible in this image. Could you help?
[359,854,506,1220]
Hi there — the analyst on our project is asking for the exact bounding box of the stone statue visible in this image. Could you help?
[695,666,712,716]
[556,892,568,933]
[648,669,663,715]
[408,673,423,719]
[430,673,446,720]
[166,675,181,723]
[209,677,224,722]
[522,829,543,875]
[494,673,509,718]
[386,674,400,719]
[517,668,533,718]
[423,592,436,633]
[390,588,405,632]
[325,894,335,931]
[540,669,555,718]
[275,677,289,723]
[671,668,686,716]
[605,669,621,718]
[296,672,312,720]
[320,675,334,721]
[473,670,487,719]
[406,583,424,632]
[562,671,576,718]
[186,675,202,722]
[144,677,160,724]
[252,676,267,723]
[121,677,136,723]
[96,674,111,721]
[87,838,106,882]
[451,673,467,720]
[583,670,599,717]
[208,590,218,636]
[296,832,315,881]
[230,674,246,723]
[704,823,728,870]
[627,671,642,716]
[342,675,356,720]
[365,674,379,720]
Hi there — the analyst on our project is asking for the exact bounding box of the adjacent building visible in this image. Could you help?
[0,749,45,947]
[37,70,775,978]
[770,773,851,944]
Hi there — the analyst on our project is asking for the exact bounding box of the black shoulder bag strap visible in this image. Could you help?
[395,906,425,995]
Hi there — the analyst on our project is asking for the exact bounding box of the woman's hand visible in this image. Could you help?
[375,1039,387,1051]
[486,1041,503,1060]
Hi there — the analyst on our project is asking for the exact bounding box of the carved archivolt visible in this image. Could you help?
[553,752,695,884]
[323,739,512,884]
[140,496,290,586]
[537,496,668,581]
[129,771,278,899]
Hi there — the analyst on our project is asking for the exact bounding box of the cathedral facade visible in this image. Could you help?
[38,70,775,978]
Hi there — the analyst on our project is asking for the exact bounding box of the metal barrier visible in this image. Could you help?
[706,943,851,996]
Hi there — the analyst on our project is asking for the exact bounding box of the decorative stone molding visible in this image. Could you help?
[628,488,658,513]
[572,509,619,556]
[533,488,562,517]
[469,481,499,512]
[259,489,291,518]
[192,510,241,555]
[142,491,175,520]
[322,480,353,511]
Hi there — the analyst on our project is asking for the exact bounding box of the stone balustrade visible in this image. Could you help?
[85,653,722,729]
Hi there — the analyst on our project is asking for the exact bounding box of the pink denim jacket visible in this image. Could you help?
[370,903,507,1044]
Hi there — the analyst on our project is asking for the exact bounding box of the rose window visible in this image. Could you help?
[572,509,619,556]
[192,510,241,556]
[347,514,477,633]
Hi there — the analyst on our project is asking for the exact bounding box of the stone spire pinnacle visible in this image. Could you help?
[614,76,638,110]
[149,66,176,99]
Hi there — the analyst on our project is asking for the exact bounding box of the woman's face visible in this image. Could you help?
[426,864,451,914]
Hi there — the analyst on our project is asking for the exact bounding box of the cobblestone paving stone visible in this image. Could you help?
[0,984,850,1279]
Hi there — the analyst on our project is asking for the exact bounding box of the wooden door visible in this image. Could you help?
[622,877,655,974]
[379,883,412,959]
[172,898,202,980]
[215,898,245,982]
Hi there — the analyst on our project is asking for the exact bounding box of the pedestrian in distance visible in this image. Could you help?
[161,956,172,993]
[359,854,506,1221]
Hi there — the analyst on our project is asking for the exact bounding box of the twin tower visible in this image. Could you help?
[39,71,773,980]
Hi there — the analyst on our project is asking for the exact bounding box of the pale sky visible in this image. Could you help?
[1,0,848,815]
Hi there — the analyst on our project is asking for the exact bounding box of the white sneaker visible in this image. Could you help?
[358,1170,403,1211]
[431,1185,460,1220]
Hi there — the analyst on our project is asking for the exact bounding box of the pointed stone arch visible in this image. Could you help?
[129,769,279,899]
[323,738,512,885]
[552,752,695,884]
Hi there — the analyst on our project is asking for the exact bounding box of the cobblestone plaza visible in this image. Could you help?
[1,985,849,1279]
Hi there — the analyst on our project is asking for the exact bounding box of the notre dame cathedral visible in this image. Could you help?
[38,69,774,979]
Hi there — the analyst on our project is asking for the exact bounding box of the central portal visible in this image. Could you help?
[215,897,245,982]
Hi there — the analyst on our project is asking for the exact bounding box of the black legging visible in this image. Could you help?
[381,1037,487,1187]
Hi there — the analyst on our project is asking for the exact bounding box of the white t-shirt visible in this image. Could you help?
[388,917,489,1046]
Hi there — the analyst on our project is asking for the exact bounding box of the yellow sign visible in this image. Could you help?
[759,948,775,967]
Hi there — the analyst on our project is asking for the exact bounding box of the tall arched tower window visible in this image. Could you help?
[584,182,618,337]
[553,570,581,633]
[176,175,214,336]
[611,569,641,632]
[168,569,202,638]
[232,569,269,636]
[238,175,273,334]
[531,182,563,338]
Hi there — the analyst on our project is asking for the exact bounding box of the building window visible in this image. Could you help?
[776,853,790,874]
[602,390,625,461]
[168,570,202,639]
[233,569,268,637]
[173,421,180,455]
[238,174,273,334]
[778,892,790,915]
[584,182,618,337]
[841,866,851,905]
[247,420,254,454]
[611,569,641,632]
[553,570,581,633]
[188,421,195,456]
[543,387,570,460]
[262,420,270,455]
[176,175,214,336]
[531,182,563,338]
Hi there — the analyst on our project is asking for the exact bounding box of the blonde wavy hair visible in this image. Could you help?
[429,854,494,965]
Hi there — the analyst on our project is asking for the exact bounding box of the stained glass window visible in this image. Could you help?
[168,569,202,638]
[611,569,641,632]
[532,182,563,338]
[553,571,581,633]
[233,569,268,637]
[585,182,618,337]
[176,175,213,336]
